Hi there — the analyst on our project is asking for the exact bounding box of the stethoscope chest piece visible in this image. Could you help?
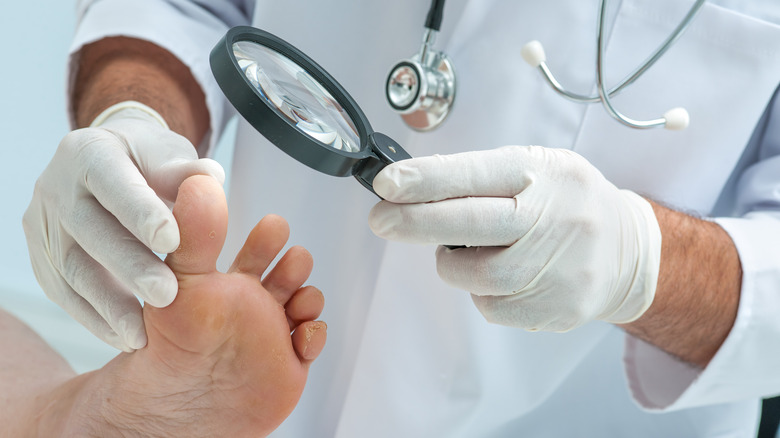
[386,0,455,132]
[386,46,456,131]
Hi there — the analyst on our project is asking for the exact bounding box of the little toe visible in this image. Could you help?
[291,321,327,362]
[165,175,227,276]
[285,286,325,329]
[229,214,290,276]
[262,246,314,306]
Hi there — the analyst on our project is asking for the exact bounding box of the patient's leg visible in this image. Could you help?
[0,307,79,437]
[13,175,327,437]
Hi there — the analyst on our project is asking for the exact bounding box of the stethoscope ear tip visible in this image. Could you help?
[520,40,546,67]
[663,107,690,130]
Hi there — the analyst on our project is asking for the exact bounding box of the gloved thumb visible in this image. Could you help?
[150,157,225,204]
[94,101,226,204]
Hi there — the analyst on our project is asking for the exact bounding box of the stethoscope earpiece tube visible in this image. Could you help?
[388,0,705,132]
[522,0,705,130]
[425,0,446,31]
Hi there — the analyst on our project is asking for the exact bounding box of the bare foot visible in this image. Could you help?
[29,175,326,437]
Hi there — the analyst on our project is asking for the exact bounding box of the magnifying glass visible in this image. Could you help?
[210,26,411,195]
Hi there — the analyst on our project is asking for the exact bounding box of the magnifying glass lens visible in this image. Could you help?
[232,41,361,152]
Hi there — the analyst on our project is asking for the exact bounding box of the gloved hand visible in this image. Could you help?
[23,101,225,351]
[368,146,662,331]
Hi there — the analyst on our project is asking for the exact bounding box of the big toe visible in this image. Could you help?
[166,175,227,275]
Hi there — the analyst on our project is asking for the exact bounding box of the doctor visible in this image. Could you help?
[23,0,780,436]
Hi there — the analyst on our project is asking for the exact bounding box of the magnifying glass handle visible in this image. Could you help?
[354,132,412,196]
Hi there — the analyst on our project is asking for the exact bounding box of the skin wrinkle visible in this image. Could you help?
[99,344,237,437]
[80,380,175,438]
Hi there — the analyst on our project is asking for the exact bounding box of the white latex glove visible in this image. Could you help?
[368,146,662,331]
[23,101,225,351]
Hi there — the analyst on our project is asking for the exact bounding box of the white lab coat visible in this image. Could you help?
[71,0,780,436]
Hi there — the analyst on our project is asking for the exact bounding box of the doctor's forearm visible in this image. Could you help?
[71,36,209,146]
[620,202,741,368]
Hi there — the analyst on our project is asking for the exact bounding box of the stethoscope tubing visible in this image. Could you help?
[389,0,707,131]
[594,0,706,128]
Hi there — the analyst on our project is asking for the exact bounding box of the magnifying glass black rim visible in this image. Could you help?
[210,26,374,177]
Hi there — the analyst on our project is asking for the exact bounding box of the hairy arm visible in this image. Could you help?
[621,201,742,368]
[72,36,208,146]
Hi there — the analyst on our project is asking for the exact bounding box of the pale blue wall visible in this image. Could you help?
[0,3,116,373]
[0,4,73,296]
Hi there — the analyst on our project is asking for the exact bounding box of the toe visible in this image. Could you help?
[262,246,313,306]
[229,214,290,276]
[291,321,327,362]
[165,175,227,276]
[285,286,324,330]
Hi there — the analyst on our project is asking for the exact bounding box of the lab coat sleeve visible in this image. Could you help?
[624,88,780,411]
[68,0,254,157]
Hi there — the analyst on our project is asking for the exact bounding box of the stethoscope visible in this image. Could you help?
[385,0,707,131]
[209,0,707,197]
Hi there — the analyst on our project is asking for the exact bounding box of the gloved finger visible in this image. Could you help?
[372,146,559,203]
[105,121,225,202]
[66,196,178,308]
[62,292,136,352]
[28,244,139,351]
[369,196,540,247]
[470,294,585,332]
[80,134,180,254]
[147,158,225,203]
[60,243,148,350]
[434,245,542,296]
